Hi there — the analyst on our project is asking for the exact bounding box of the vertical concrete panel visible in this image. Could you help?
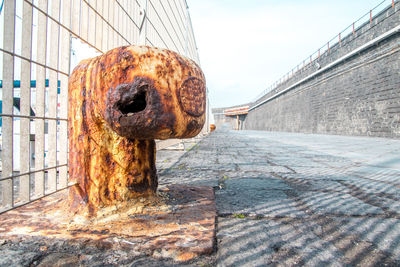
[71,0,80,35]
[1,0,16,209]
[47,0,60,193]
[34,0,48,199]
[95,0,102,51]
[107,0,114,50]
[80,1,88,42]
[19,0,33,203]
[58,0,71,188]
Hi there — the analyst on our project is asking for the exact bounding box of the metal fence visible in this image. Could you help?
[253,0,398,102]
[0,0,201,213]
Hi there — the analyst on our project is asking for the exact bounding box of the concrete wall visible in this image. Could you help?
[244,2,400,138]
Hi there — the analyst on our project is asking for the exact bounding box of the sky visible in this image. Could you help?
[187,0,390,109]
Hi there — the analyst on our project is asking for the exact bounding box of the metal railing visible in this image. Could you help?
[0,0,201,213]
[253,0,398,102]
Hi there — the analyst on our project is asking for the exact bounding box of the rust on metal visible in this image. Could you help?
[68,45,206,217]
[210,124,216,132]
[178,77,206,117]
[0,185,216,262]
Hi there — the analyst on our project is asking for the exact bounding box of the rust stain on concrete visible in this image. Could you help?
[0,185,216,262]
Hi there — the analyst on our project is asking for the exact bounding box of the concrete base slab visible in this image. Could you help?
[0,185,216,263]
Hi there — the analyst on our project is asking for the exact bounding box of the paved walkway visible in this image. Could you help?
[1,128,400,266]
[159,127,400,266]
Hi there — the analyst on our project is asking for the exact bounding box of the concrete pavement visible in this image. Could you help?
[159,127,400,266]
[1,127,400,266]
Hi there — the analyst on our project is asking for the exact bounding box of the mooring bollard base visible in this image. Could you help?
[0,185,216,263]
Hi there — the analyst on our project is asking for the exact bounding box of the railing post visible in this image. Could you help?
[1,0,16,209]
[185,4,190,57]
[370,10,372,25]
[19,0,34,203]
[339,32,341,45]
[47,0,61,193]
[138,0,148,45]
[34,0,48,199]
[353,22,355,35]
[59,0,71,189]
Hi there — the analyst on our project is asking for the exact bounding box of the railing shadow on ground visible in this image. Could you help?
[215,183,400,266]
[158,129,400,266]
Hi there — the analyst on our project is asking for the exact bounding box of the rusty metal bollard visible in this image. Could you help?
[210,124,216,132]
[68,46,206,216]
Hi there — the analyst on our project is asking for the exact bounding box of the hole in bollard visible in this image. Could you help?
[118,88,147,114]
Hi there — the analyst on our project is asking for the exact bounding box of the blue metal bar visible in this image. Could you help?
[0,79,60,89]
[0,0,4,15]
[0,79,62,126]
